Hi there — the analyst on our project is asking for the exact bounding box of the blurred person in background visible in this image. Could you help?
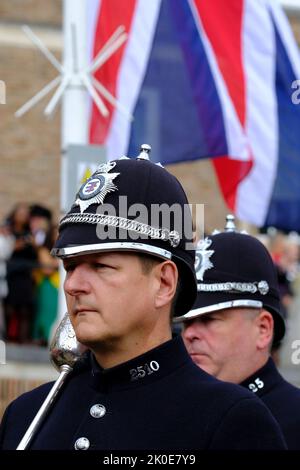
[28,204,59,344]
[29,204,52,248]
[0,225,14,339]
[268,228,286,266]
[32,224,59,345]
[269,229,297,315]
[4,203,37,343]
[268,229,300,364]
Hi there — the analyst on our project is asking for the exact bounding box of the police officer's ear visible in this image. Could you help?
[153,260,178,309]
[256,309,274,351]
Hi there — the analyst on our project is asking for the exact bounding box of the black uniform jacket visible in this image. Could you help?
[241,357,300,450]
[0,337,286,450]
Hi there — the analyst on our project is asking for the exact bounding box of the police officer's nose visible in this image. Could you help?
[182,321,201,343]
[64,265,91,296]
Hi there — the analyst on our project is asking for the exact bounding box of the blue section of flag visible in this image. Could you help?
[127,0,228,164]
[171,0,228,158]
[265,18,300,231]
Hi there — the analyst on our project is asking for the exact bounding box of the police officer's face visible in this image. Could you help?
[182,308,265,383]
[63,252,173,366]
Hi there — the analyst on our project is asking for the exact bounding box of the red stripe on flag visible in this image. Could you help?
[193,0,253,211]
[195,0,245,125]
[213,156,252,211]
[89,0,137,144]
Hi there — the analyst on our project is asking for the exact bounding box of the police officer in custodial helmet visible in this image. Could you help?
[180,215,300,449]
[0,148,286,450]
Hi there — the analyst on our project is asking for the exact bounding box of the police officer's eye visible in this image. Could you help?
[200,315,218,324]
[93,262,113,270]
[63,263,75,272]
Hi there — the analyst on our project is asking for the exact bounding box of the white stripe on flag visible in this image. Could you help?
[87,0,102,65]
[236,0,278,226]
[106,0,162,160]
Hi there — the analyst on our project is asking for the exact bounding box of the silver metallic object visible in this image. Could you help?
[174,299,263,322]
[224,214,236,232]
[74,437,90,450]
[52,241,172,260]
[136,143,151,160]
[90,404,106,418]
[194,238,214,281]
[197,280,269,295]
[57,213,180,248]
[75,161,120,214]
[16,313,87,450]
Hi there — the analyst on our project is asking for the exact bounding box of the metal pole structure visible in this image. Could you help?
[57,0,89,318]
[62,0,88,154]
[16,365,73,450]
[16,313,87,450]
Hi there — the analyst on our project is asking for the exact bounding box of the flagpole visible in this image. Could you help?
[58,0,89,318]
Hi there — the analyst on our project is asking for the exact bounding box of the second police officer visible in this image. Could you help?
[180,215,300,449]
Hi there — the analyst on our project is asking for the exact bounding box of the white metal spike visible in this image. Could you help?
[22,25,64,74]
[137,144,151,160]
[44,76,70,116]
[88,26,126,73]
[88,32,128,74]
[15,24,130,120]
[15,75,62,117]
[224,214,236,232]
[81,74,109,117]
[91,76,133,121]
[101,25,125,51]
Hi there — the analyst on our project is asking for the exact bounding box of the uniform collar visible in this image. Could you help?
[240,357,282,397]
[89,335,190,392]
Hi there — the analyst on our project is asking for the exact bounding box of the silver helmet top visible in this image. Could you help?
[136,143,151,160]
[224,214,236,232]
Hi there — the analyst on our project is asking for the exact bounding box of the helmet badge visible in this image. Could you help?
[75,161,120,213]
[195,237,214,281]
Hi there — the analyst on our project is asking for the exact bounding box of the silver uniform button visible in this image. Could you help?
[74,437,90,450]
[90,404,106,418]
